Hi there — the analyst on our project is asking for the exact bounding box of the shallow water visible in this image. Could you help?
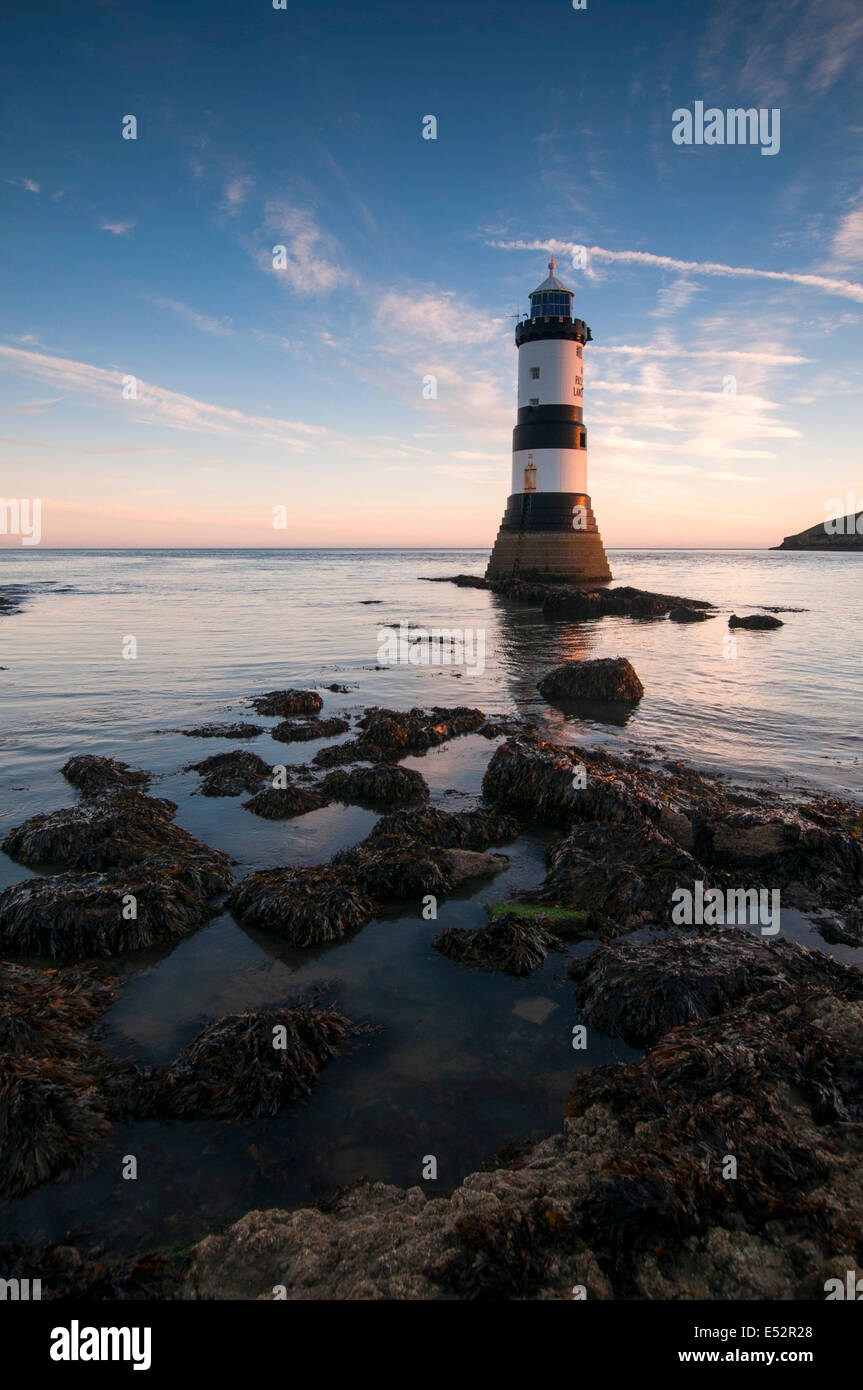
[0,547,860,1258]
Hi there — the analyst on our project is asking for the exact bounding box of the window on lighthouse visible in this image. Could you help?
[530,367,540,379]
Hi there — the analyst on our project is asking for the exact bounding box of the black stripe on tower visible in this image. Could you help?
[499,492,598,533]
[516,405,583,424]
[513,418,587,451]
[515,318,592,347]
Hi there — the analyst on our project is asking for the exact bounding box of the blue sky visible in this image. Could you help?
[1,0,862,547]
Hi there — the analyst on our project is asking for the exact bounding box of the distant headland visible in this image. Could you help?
[773,510,863,551]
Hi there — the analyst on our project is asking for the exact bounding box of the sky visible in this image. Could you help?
[1,0,862,549]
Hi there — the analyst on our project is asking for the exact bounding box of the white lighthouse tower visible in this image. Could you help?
[486,259,612,582]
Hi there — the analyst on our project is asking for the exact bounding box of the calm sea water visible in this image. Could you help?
[0,547,860,1260]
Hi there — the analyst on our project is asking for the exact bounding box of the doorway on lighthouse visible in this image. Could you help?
[524,455,536,493]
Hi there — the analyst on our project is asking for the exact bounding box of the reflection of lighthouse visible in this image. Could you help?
[486,259,612,582]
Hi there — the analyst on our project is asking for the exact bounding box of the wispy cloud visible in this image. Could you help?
[222,176,254,213]
[492,238,863,305]
[0,345,325,450]
[6,176,40,193]
[830,195,863,267]
[257,201,348,293]
[100,220,136,237]
[148,296,233,337]
[375,290,505,347]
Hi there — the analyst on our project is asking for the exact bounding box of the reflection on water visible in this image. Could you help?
[0,547,860,1258]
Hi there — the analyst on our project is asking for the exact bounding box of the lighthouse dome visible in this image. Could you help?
[529,258,573,319]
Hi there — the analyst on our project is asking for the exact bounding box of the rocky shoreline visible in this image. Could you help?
[1,666,862,1299]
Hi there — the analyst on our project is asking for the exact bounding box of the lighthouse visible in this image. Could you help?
[485,259,612,582]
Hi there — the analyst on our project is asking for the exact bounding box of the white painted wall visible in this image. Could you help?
[511,447,587,495]
[517,337,584,409]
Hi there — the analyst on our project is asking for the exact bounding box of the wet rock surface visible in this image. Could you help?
[150,1004,353,1121]
[243,785,329,820]
[0,962,118,1197]
[729,613,784,630]
[228,867,377,946]
[434,912,564,976]
[248,689,324,717]
[668,607,712,623]
[365,806,521,850]
[1,780,232,958]
[271,716,350,743]
[426,575,713,622]
[482,734,863,935]
[182,722,266,739]
[538,657,644,703]
[3,789,197,872]
[229,805,520,947]
[61,754,150,796]
[185,750,272,797]
[570,929,863,1047]
[321,764,429,807]
[0,850,232,959]
[182,946,863,1300]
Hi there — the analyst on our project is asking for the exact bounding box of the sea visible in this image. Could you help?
[0,546,861,1259]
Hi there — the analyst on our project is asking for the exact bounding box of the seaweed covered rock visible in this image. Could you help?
[0,849,232,958]
[2,790,206,872]
[483,734,863,923]
[434,913,564,976]
[0,961,117,1060]
[321,764,429,807]
[153,1004,352,1120]
[0,1055,111,1198]
[182,722,265,739]
[365,806,521,850]
[311,738,382,768]
[249,689,323,717]
[356,705,486,755]
[538,657,644,703]
[537,821,708,929]
[184,968,863,1301]
[729,613,784,630]
[330,839,454,901]
[271,717,350,744]
[569,929,863,1047]
[185,750,272,797]
[61,754,150,796]
[243,786,329,820]
[228,867,376,946]
[0,961,118,1197]
[668,607,711,623]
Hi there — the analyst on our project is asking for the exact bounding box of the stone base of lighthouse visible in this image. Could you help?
[485,491,612,583]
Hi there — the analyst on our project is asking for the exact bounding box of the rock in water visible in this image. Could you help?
[538,658,644,703]
[152,1005,352,1120]
[249,689,323,717]
[0,850,232,958]
[729,613,784,630]
[569,929,863,1047]
[271,717,350,743]
[321,764,429,807]
[668,607,711,624]
[228,867,376,946]
[185,750,272,796]
[182,722,265,739]
[61,754,150,796]
[434,913,563,976]
[243,786,329,819]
